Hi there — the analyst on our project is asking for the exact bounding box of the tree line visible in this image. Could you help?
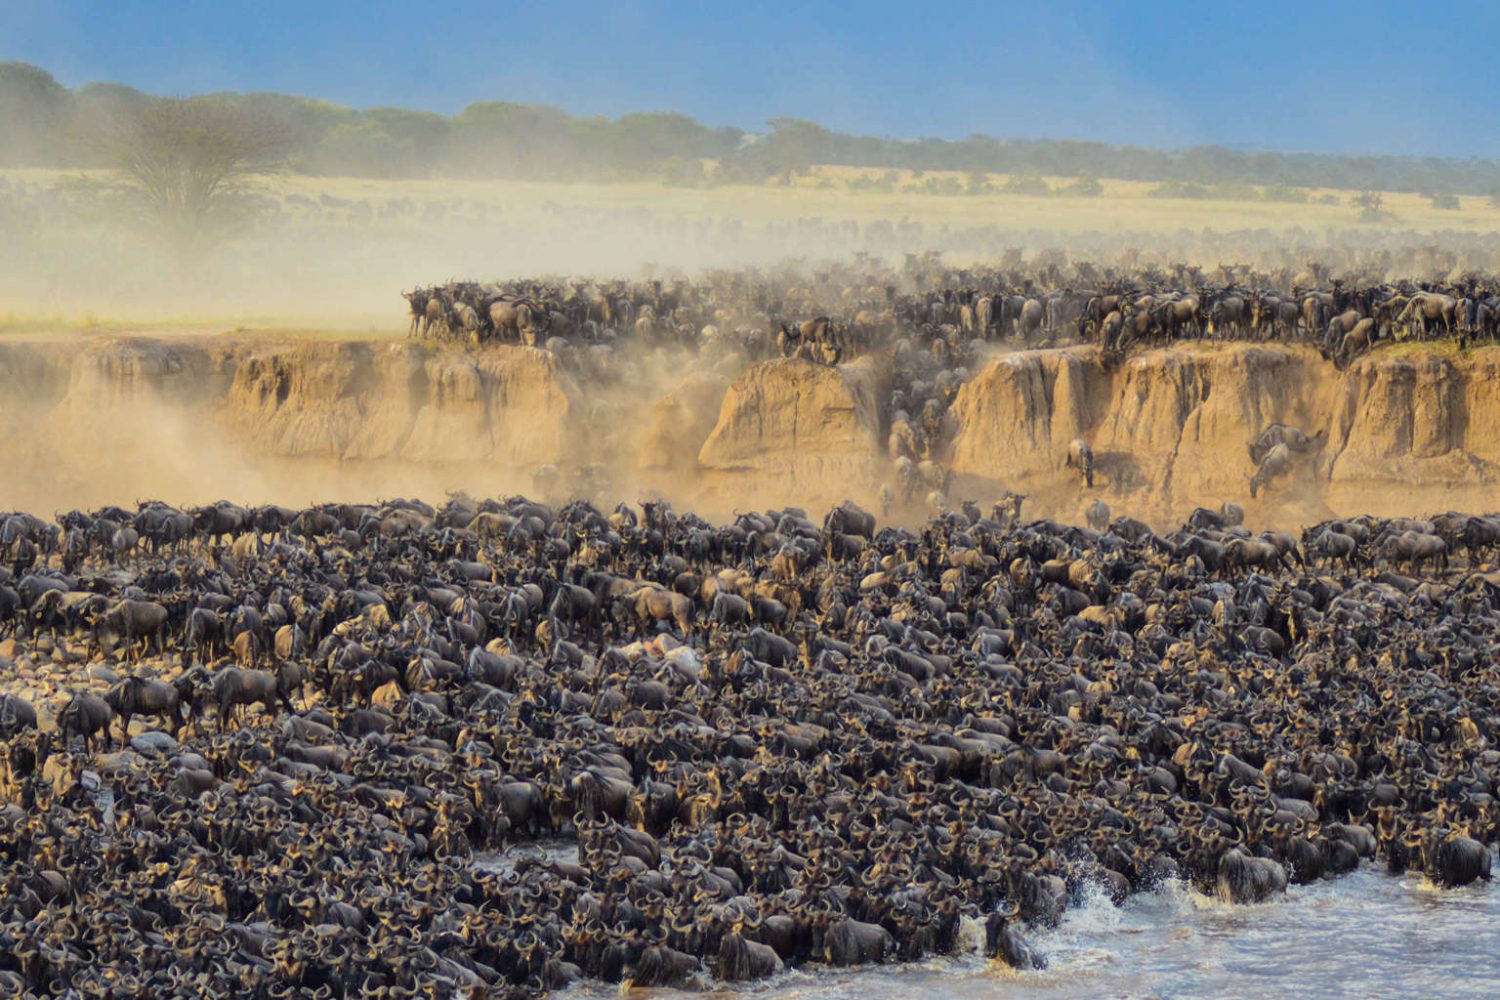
[5,60,1500,197]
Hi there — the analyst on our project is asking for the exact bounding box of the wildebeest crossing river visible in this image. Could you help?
[3,492,1499,998]
[564,870,1500,999]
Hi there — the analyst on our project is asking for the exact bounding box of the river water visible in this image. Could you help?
[559,868,1500,1000]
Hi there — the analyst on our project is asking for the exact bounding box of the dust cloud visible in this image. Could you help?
[4,172,1500,525]
[7,168,1500,322]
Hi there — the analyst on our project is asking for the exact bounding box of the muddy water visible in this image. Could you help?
[560,869,1500,1000]
[472,840,581,876]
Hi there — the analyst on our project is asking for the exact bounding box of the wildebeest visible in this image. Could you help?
[1085,498,1110,532]
[1249,443,1293,499]
[718,931,784,981]
[822,917,895,966]
[93,599,169,661]
[1249,423,1325,464]
[0,694,37,734]
[1217,848,1288,903]
[402,289,431,337]
[184,607,224,665]
[488,298,548,345]
[1065,438,1095,487]
[104,677,183,742]
[1382,530,1447,573]
[1427,835,1492,888]
[1210,294,1250,338]
[57,692,113,751]
[1395,292,1459,339]
[1334,317,1382,366]
[211,667,291,727]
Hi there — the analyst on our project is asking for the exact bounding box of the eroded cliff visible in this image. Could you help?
[222,342,574,466]
[1,334,1495,526]
[695,357,888,510]
[947,343,1499,524]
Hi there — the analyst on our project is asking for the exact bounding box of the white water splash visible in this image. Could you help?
[561,867,1500,1000]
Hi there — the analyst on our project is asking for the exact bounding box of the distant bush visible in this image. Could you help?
[1429,192,1460,209]
[1148,180,1211,199]
[659,156,706,187]
[1352,190,1388,222]
[1208,182,1258,201]
[920,175,964,196]
[1061,175,1103,197]
[16,58,1500,198]
[964,171,995,195]
[1001,174,1050,196]
[1261,185,1309,203]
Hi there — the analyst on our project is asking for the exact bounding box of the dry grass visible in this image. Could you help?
[12,163,1500,237]
[261,166,1500,236]
[0,312,402,341]
[5,163,1499,335]
[1378,337,1479,360]
[791,165,1500,234]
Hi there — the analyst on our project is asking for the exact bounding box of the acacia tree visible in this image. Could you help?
[1351,190,1385,222]
[94,97,294,239]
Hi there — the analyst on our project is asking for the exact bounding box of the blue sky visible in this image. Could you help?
[4,0,1498,157]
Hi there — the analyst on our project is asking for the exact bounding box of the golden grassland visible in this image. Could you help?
[269,168,1500,235]
[10,163,1500,236]
[6,163,1500,336]
[267,176,1500,238]
[0,315,403,340]
[1376,337,1471,359]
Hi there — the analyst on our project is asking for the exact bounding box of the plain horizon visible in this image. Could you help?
[4,0,1500,160]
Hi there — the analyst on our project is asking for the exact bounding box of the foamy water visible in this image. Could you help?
[472,839,581,875]
[559,868,1500,1000]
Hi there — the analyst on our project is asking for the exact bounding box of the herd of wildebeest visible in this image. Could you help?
[403,254,1500,371]
[0,252,1493,996]
[403,254,1461,510]
[0,480,1496,998]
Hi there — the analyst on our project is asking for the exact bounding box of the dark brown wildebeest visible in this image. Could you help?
[211,667,291,728]
[93,599,169,661]
[57,692,113,751]
[1065,438,1095,487]
[104,677,183,741]
[1249,443,1293,498]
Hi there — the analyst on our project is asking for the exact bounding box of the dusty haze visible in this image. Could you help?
[8,168,1500,320]
[2,329,1496,532]
[5,171,1500,526]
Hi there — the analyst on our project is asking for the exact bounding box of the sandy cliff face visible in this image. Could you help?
[222,343,574,467]
[1,335,1495,525]
[0,337,577,511]
[696,357,889,509]
[947,343,1500,524]
[1323,351,1500,513]
[637,373,732,476]
[226,342,391,459]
